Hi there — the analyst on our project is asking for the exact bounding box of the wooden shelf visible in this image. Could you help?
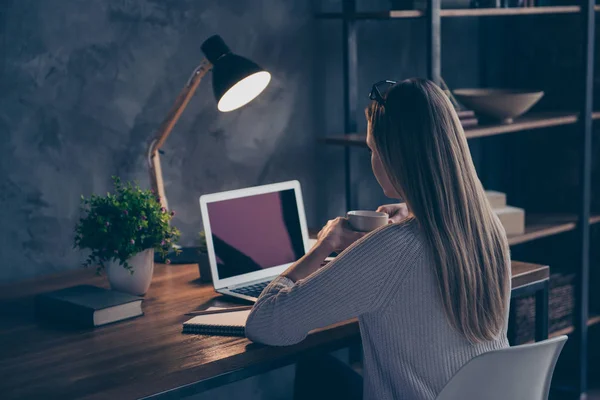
[549,314,600,339]
[589,315,600,328]
[508,215,577,246]
[315,11,395,20]
[393,5,582,18]
[320,133,366,148]
[593,111,600,120]
[550,326,574,338]
[320,112,578,148]
[465,112,577,139]
[318,6,600,20]
[508,214,600,246]
[311,215,599,247]
[440,6,581,17]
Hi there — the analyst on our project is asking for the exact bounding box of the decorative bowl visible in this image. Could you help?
[452,89,544,124]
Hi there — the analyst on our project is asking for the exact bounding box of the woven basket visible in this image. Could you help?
[513,273,575,344]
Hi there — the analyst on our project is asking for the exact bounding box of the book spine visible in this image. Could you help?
[456,110,475,119]
[460,118,479,128]
[182,326,246,337]
[35,296,95,327]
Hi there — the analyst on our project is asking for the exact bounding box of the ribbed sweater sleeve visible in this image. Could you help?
[245,221,422,346]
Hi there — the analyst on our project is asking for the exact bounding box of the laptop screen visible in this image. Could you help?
[205,189,305,280]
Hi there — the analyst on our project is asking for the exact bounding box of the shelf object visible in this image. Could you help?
[320,112,579,147]
[316,6,600,20]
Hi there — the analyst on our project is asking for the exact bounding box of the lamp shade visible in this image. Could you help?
[201,35,271,112]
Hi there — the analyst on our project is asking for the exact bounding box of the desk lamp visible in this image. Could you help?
[147,35,271,210]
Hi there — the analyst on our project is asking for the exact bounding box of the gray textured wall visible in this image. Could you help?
[0,0,479,283]
[0,0,321,282]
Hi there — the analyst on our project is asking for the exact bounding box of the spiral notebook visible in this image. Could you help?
[182,308,250,336]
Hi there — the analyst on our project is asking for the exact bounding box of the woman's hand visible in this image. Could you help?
[283,217,365,283]
[376,203,409,223]
[317,217,366,253]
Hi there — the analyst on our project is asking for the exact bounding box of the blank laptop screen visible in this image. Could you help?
[206,189,305,280]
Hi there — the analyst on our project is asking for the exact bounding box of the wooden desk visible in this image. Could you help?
[0,261,548,400]
[0,265,359,400]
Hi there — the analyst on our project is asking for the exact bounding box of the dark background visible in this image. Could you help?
[0,0,598,283]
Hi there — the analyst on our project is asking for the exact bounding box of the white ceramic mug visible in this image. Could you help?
[347,210,389,232]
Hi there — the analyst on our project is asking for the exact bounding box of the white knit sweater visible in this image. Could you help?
[245,220,509,400]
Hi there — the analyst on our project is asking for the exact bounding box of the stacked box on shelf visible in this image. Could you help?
[485,191,525,235]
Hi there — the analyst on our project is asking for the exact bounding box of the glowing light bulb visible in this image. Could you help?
[217,71,271,112]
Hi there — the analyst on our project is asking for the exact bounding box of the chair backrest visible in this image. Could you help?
[436,336,568,400]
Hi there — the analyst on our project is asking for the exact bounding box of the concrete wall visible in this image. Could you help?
[0,0,319,282]
[0,0,479,282]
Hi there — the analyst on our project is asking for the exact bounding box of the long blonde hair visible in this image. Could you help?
[367,78,510,343]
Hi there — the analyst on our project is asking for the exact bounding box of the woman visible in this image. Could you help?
[245,78,511,400]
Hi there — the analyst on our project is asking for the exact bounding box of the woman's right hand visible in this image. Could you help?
[317,217,366,253]
[376,203,409,223]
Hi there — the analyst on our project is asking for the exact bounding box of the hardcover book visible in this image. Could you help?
[35,285,143,327]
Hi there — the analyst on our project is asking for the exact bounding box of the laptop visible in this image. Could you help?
[199,181,312,302]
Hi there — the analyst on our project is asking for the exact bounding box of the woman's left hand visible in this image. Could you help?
[317,217,366,253]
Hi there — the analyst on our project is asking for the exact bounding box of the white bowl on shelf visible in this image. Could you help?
[453,89,544,124]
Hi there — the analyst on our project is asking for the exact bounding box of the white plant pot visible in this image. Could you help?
[106,249,154,296]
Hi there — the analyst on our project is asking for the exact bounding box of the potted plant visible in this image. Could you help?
[74,177,180,295]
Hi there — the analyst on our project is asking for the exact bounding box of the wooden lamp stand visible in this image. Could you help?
[147,59,213,210]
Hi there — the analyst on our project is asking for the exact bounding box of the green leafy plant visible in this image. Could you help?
[74,177,181,273]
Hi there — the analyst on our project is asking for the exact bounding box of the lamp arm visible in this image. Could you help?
[147,58,213,209]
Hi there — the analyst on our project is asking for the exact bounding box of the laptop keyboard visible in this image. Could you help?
[231,280,271,298]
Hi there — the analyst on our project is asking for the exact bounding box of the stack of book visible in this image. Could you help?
[485,191,525,236]
[456,109,478,129]
[437,77,479,128]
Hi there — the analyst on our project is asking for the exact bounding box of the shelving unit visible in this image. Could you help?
[321,111,600,148]
[316,0,596,397]
[321,111,582,147]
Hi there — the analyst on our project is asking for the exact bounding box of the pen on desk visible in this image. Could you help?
[185,306,253,316]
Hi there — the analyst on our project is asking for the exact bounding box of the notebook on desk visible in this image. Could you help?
[182,308,250,337]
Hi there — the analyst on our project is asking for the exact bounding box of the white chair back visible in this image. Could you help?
[436,336,568,400]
